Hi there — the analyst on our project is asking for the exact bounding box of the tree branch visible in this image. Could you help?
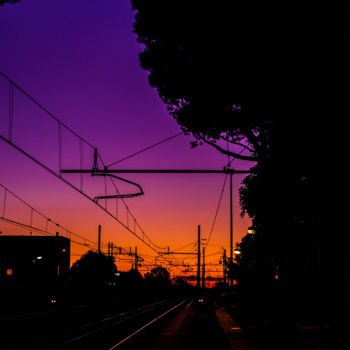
[220,136,255,153]
[198,136,258,161]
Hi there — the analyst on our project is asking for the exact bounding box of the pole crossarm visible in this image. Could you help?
[61,169,251,174]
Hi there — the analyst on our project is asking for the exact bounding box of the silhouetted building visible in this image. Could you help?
[0,235,70,297]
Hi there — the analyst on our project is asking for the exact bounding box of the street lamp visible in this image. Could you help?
[247,226,256,235]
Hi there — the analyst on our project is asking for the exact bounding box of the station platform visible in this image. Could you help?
[147,298,259,350]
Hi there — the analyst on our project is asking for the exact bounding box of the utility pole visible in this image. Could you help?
[223,248,227,285]
[197,225,201,288]
[202,246,205,288]
[229,173,233,287]
[108,242,111,256]
[98,224,101,254]
[135,246,138,272]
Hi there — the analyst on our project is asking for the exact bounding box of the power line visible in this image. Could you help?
[0,71,95,149]
[106,132,184,168]
[206,174,228,247]
[0,183,102,248]
[0,72,168,255]
[173,241,197,252]
[0,217,97,250]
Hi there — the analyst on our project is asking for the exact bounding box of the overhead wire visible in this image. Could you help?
[0,73,168,256]
[106,131,184,168]
[0,184,105,263]
[205,174,228,247]
[0,184,102,247]
[0,217,97,251]
[205,145,248,248]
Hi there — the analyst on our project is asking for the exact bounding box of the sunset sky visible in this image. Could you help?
[0,0,254,277]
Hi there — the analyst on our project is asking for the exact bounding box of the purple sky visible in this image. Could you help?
[0,0,253,274]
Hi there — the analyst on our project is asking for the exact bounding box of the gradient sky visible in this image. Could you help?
[0,0,254,277]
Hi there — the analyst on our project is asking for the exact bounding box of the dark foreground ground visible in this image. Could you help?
[0,290,346,350]
[216,291,349,350]
[0,295,238,349]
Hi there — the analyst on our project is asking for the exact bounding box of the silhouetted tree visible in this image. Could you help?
[132,2,348,162]
[144,266,170,289]
[133,1,349,334]
[118,269,143,292]
[70,251,117,296]
[175,278,191,288]
[237,121,344,324]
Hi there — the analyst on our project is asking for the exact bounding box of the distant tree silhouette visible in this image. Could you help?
[174,278,191,289]
[118,269,143,292]
[144,266,170,289]
[119,268,143,285]
[70,251,117,295]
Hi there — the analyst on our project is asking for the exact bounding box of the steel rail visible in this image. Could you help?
[31,299,172,348]
[108,299,188,349]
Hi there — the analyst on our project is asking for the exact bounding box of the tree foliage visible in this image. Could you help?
[144,266,170,288]
[118,269,143,291]
[70,251,117,291]
[132,2,349,161]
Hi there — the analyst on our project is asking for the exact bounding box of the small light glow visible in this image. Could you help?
[234,249,241,255]
[6,268,12,276]
[61,249,66,253]
[247,227,256,234]
[50,299,57,304]
[36,256,43,260]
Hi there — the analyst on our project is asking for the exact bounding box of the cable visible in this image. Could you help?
[0,71,95,149]
[0,135,166,255]
[106,132,184,168]
[0,183,103,247]
[206,174,228,246]
[101,165,169,253]
[0,73,166,255]
[0,217,96,249]
[173,241,196,252]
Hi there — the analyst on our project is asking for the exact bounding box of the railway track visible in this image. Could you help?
[2,299,189,349]
[2,297,238,350]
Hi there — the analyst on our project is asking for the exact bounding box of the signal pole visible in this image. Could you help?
[230,173,233,287]
[197,225,201,288]
[98,224,101,254]
[202,246,205,288]
[135,246,138,272]
[223,248,227,285]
